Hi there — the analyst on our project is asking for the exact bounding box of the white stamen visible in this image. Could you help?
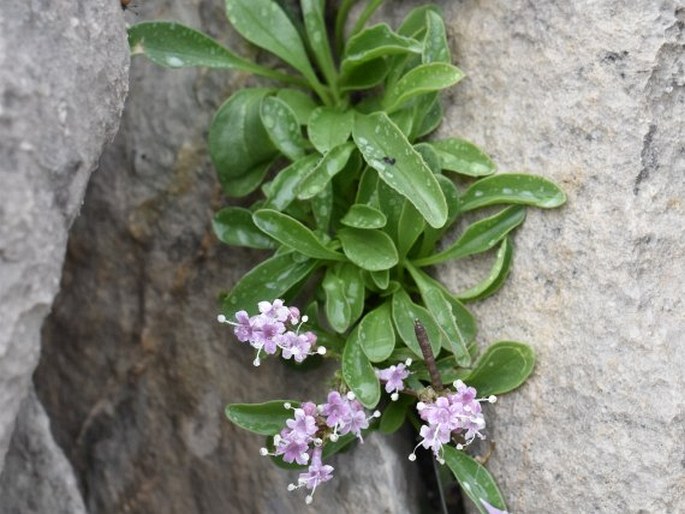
[317,346,327,355]
[372,410,381,418]
[488,395,497,403]
[329,433,339,442]
[301,315,309,323]
[313,438,323,447]
[253,357,261,367]
[217,314,227,323]
[305,495,313,505]
[391,392,399,401]
[405,358,413,366]
[283,402,292,410]
[456,443,464,450]
[259,448,269,456]
[287,483,297,491]
[408,453,417,461]
[346,391,356,401]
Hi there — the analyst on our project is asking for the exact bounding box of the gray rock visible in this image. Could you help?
[35,1,422,513]
[431,1,684,512]
[0,389,87,514]
[0,0,129,480]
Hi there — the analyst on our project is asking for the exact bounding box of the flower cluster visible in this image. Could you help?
[409,380,497,464]
[375,359,412,401]
[218,299,325,366]
[261,392,380,504]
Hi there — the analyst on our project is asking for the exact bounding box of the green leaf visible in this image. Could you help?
[384,63,464,112]
[397,5,441,38]
[301,0,337,87]
[253,209,345,260]
[355,167,379,205]
[358,303,396,362]
[260,96,307,160]
[415,206,526,266]
[263,154,319,210]
[432,138,496,177]
[339,58,390,91]
[209,89,277,191]
[369,269,390,290]
[457,237,513,301]
[212,207,276,249]
[276,89,317,125]
[413,143,441,175]
[225,0,319,85]
[337,228,399,271]
[397,201,425,257]
[342,327,381,408]
[353,112,447,228]
[311,181,333,232]
[323,268,352,333]
[337,263,365,326]
[443,446,508,514]
[466,341,536,396]
[225,400,298,436]
[459,173,567,211]
[413,94,443,138]
[406,265,471,366]
[391,289,442,359]
[341,24,422,75]
[379,394,414,434]
[422,10,450,63]
[341,204,387,229]
[221,159,274,197]
[297,142,355,199]
[307,107,354,154]
[128,22,256,70]
[222,252,317,312]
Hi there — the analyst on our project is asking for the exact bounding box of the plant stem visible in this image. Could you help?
[414,320,443,391]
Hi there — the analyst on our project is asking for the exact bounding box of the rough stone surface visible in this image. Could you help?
[35,1,421,513]
[0,389,88,514]
[0,0,129,480]
[429,1,684,512]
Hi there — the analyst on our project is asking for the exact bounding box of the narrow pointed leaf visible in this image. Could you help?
[443,446,508,514]
[221,159,274,197]
[212,207,276,249]
[384,63,464,112]
[222,252,317,313]
[225,0,318,83]
[432,138,496,177]
[398,5,441,37]
[253,209,345,260]
[339,58,390,91]
[226,401,298,435]
[297,142,355,199]
[129,22,257,70]
[341,204,387,229]
[342,327,381,409]
[337,228,399,271]
[465,341,535,396]
[415,206,526,266]
[460,173,567,211]
[353,112,447,228]
[261,96,307,160]
[307,107,354,154]
[301,0,337,86]
[311,181,333,232]
[397,201,425,257]
[358,303,396,362]
[457,238,513,301]
[391,290,442,358]
[369,269,390,290]
[413,94,444,138]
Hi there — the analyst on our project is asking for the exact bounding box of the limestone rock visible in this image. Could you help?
[0,389,87,514]
[0,0,129,479]
[431,1,684,512]
[35,1,421,512]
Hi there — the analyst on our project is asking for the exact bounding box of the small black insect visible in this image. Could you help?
[382,156,396,165]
